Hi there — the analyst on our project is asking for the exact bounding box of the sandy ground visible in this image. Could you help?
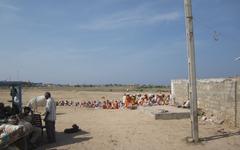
[1,88,240,150]
[36,107,240,150]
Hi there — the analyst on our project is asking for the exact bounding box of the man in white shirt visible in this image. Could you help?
[44,92,56,143]
[27,95,46,112]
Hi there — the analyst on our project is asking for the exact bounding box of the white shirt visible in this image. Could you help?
[14,96,19,104]
[45,97,56,121]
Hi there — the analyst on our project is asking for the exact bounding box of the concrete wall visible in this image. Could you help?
[171,77,240,127]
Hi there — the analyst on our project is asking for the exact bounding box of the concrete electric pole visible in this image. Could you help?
[184,0,199,142]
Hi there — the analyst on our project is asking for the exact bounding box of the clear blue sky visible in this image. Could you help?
[0,0,239,85]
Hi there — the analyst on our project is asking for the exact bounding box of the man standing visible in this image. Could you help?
[11,87,20,114]
[44,92,56,143]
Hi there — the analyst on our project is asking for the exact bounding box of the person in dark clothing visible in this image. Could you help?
[10,87,20,114]
[0,103,6,119]
[4,106,13,117]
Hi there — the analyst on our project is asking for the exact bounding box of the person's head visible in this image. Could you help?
[23,107,31,115]
[45,92,51,99]
[10,87,18,97]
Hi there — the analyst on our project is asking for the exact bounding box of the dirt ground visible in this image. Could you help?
[1,88,240,150]
[36,107,240,150]
[36,107,239,150]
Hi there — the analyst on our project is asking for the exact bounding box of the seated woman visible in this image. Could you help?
[112,100,119,109]
[69,101,73,106]
[81,101,87,107]
[59,100,64,106]
[156,94,164,105]
[102,101,107,109]
[64,100,69,106]
[106,100,112,109]
[124,95,132,108]
[75,102,80,107]
[131,95,137,105]
[92,101,97,108]
[96,101,101,108]
[164,95,170,105]
[87,101,92,108]
[141,94,150,106]
[119,100,124,108]
[138,97,144,106]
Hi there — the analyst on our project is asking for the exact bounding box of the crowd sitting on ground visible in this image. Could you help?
[56,93,171,109]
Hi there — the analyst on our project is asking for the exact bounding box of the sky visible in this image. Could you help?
[0,0,239,85]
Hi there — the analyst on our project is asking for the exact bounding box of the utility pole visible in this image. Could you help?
[184,0,199,142]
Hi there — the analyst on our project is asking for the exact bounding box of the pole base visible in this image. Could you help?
[186,137,199,143]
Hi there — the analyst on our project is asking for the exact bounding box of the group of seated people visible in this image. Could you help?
[56,93,171,109]
[126,93,170,106]
[56,99,122,109]
[0,102,41,149]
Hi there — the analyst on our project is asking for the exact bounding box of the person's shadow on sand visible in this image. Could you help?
[37,130,92,150]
